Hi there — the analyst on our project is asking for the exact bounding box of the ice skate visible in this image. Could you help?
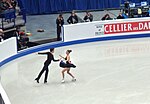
[35,78,39,83]
[61,79,65,83]
[72,78,76,82]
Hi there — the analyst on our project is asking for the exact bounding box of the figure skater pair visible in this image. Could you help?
[35,48,76,83]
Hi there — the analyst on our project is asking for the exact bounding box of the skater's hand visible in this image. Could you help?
[59,58,62,61]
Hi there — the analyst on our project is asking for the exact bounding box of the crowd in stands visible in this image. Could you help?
[57,10,128,26]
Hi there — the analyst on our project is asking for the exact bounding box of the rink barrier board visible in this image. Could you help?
[0,33,150,67]
[0,37,17,63]
[63,17,150,42]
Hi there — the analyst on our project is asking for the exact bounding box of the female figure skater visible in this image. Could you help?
[59,50,76,83]
[35,48,60,83]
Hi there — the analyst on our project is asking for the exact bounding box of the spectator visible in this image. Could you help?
[0,0,8,13]
[83,11,93,22]
[101,14,112,20]
[14,26,21,40]
[122,13,128,19]
[56,14,64,41]
[67,11,78,24]
[12,27,21,50]
[117,13,124,19]
[10,0,17,9]
[148,9,150,17]
[0,29,4,42]
[0,0,15,23]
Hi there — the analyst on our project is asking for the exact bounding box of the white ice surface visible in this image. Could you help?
[1,38,150,104]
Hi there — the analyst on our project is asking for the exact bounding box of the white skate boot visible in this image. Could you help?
[61,79,65,83]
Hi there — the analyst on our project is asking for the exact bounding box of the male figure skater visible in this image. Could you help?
[35,48,60,83]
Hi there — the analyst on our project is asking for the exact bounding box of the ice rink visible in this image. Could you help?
[1,38,150,104]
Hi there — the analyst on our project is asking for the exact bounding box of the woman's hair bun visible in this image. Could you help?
[68,50,72,53]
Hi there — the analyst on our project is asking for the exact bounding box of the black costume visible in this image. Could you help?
[67,15,78,24]
[117,15,124,19]
[11,0,17,9]
[101,14,112,20]
[83,14,93,22]
[59,57,76,68]
[56,17,64,41]
[13,29,22,50]
[0,35,4,42]
[35,52,59,83]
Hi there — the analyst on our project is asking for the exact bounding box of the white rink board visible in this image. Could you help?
[0,37,17,62]
[63,17,150,42]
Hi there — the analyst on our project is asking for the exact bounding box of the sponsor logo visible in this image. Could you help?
[95,24,104,36]
[104,21,150,34]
